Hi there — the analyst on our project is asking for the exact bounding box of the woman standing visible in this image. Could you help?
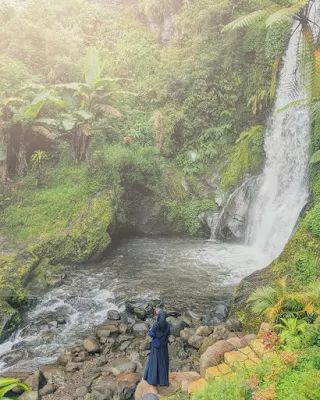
[143,308,170,387]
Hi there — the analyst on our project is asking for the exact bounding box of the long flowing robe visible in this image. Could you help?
[143,311,170,386]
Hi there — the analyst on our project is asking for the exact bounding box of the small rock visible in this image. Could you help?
[96,324,119,338]
[112,362,137,376]
[116,372,141,385]
[139,336,152,351]
[180,328,195,341]
[199,334,221,355]
[48,320,58,328]
[213,324,230,339]
[178,315,193,327]
[188,335,204,350]
[119,324,129,334]
[74,386,89,398]
[108,310,121,320]
[120,341,131,352]
[85,390,108,400]
[24,370,47,391]
[167,318,186,337]
[195,326,211,337]
[58,348,74,365]
[117,380,136,400]
[65,362,79,372]
[168,335,175,344]
[41,365,66,386]
[178,349,188,360]
[132,323,149,337]
[135,379,158,399]
[39,384,56,396]
[84,337,101,353]
[225,318,242,332]
[19,392,39,400]
[91,376,116,396]
[133,307,147,320]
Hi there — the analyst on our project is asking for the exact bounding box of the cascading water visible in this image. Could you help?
[246,9,320,262]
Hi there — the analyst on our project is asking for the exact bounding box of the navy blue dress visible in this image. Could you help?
[143,311,170,386]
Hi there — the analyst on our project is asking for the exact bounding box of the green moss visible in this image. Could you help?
[221,126,265,192]
[31,192,115,265]
[161,198,217,236]
[0,300,22,343]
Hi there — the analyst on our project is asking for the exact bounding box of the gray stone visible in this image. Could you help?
[188,335,204,349]
[133,307,147,320]
[107,310,120,321]
[65,362,79,372]
[139,336,152,351]
[167,318,186,337]
[213,324,230,340]
[74,386,89,398]
[132,323,149,337]
[85,390,108,400]
[41,365,66,386]
[48,320,58,328]
[117,380,136,400]
[225,318,242,332]
[178,315,193,327]
[120,340,131,352]
[24,370,47,391]
[39,384,56,396]
[84,337,101,353]
[180,328,195,342]
[112,362,137,376]
[19,392,39,400]
[92,377,116,396]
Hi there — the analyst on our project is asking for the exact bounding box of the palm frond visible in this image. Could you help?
[222,6,280,32]
[310,150,320,164]
[276,98,307,113]
[299,25,316,95]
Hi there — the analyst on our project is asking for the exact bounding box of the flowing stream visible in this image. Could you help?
[0,237,268,372]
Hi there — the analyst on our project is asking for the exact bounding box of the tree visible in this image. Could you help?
[0,86,62,178]
[56,46,125,163]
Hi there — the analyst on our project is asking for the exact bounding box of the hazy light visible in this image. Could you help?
[188,151,198,162]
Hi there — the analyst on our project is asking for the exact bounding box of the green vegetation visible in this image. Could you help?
[0,377,29,399]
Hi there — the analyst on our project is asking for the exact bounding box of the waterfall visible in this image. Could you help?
[246,8,320,262]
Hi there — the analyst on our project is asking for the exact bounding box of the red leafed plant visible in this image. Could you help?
[281,352,298,367]
[253,387,276,400]
[123,136,133,144]
[248,375,261,390]
[262,331,280,350]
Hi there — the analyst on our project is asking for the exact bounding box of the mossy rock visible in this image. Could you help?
[0,300,21,343]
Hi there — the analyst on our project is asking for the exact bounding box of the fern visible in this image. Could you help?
[222,7,280,32]
[266,0,308,27]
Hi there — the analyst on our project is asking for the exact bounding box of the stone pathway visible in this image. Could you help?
[187,338,276,395]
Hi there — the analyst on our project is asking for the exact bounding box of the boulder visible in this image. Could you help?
[84,337,101,353]
[58,348,74,365]
[167,318,186,337]
[213,324,230,339]
[116,372,141,385]
[96,324,119,339]
[243,334,257,345]
[225,318,242,332]
[41,365,65,386]
[132,323,149,337]
[199,334,222,355]
[169,372,200,392]
[24,370,47,391]
[91,377,116,396]
[117,378,137,400]
[204,304,230,325]
[74,386,89,398]
[112,362,137,376]
[187,335,204,350]
[19,392,39,400]
[108,310,121,321]
[178,315,193,327]
[180,328,195,342]
[39,384,56,396]
[120,341,131,352]
[133,308,147,320]
[226,337,245,348]
[135,379,158,399]
[200,340,234,377]
[65,362,80,372]
[195,326,211,337]
[85,390,110,400]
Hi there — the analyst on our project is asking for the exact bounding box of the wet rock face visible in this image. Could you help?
[0,300,21,343]
[214,176,260,242]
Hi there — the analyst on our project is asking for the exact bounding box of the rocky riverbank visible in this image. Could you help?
[3,299,251,400]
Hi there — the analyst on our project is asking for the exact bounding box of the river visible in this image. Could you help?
[0,237,268,372]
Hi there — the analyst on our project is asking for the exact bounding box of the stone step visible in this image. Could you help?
[187,378,208,395]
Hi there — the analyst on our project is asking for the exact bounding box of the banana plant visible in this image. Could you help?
[55,46,132,163]
[0,377,29,399]
[0,86,63,178]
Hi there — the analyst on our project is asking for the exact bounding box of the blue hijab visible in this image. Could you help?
[155,310,168,338]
